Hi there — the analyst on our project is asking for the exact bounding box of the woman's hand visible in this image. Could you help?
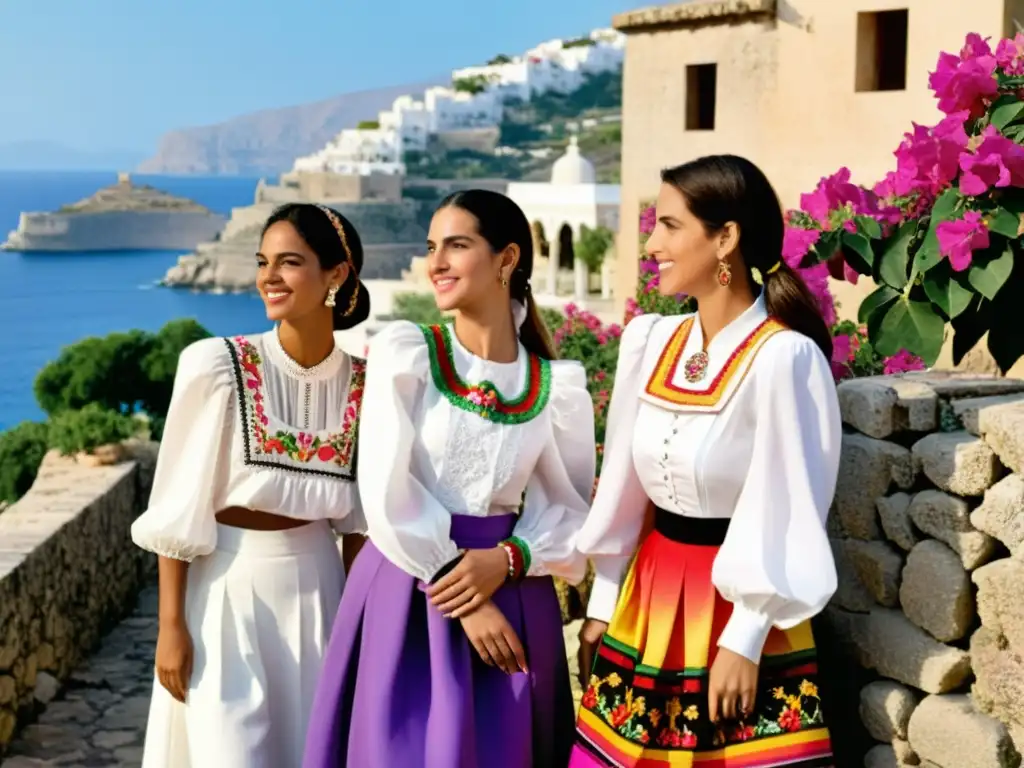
[460,601,528,675]
[707,647,759,722]
[427,547,509,618]
[155,618,194,703]
[576,618,608,689]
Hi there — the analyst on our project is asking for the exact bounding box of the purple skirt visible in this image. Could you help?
[303,513,574,768]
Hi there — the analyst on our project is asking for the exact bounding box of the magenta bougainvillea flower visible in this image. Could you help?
[781,226,821,268]
[936,210,990,271]
[996,32,1024,75]
[639,204,656,236]
[884,349,927,375]
[958,124,1024,195]
[889,112,970,198]
[929,33,999,117]
[799,168,880,228]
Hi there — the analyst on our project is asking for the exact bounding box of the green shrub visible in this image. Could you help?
[0,421,49,504]
[388,293,444,325]
[47,403,138,456]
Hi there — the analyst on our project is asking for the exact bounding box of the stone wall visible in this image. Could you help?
[0,443,157,755]
[826,372,1024,768]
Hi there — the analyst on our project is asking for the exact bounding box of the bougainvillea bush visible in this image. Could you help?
[786,32,1024,373]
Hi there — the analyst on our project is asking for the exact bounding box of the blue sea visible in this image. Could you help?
[0,171,273,432]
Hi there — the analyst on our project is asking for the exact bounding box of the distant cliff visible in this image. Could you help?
[137,78,447,176]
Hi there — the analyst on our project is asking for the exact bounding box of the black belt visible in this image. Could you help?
[653,506,730,546]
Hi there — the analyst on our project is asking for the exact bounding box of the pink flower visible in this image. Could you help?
[782,226,821,268]
[884,349,927,375]
[936,210,990,271]
[830,334,853,380]
[890,113,970,198]
[799,168,879,228]
[639,205,657,235]
[928,37,998,117]
[958,125,1024,195]
[996,33,1024,75]
[795,263,837,326]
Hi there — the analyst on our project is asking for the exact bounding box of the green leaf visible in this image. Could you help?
[874,297,947,365]
[987,267,1024,373]
[842,231,874,274]
[967,244,1014,300]
[855,215,882,239]
[986,206,1020,238]
[915,188,965,273]
[877,220,916,290]
[858,285,900,325]
[811,231,839,267]
[923,264,975,320]
[990,95,1024,130]
[951,297,992,366]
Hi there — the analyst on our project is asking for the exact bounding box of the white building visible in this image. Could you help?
[507,137,620,302]
[292,27,625,177]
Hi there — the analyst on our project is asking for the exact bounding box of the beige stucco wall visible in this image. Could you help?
[615,0,1022,326]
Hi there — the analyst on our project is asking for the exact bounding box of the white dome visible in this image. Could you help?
[550,136,596,185]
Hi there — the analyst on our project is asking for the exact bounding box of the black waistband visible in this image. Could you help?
[653,507,730,546]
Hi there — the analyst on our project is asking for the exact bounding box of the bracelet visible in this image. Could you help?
[499,537,532,581]
[507,536,532,576]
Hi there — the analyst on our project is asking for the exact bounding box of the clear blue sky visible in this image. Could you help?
[0,0,642,152]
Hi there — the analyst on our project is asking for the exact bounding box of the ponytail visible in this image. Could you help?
[762,262,833,361]
[516,290,558,360]
[660,155,833,362]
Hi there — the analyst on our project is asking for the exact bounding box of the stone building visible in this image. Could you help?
[610,0,1024,319]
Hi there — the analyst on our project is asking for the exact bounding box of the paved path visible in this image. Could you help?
[2,587,585,767]
[3,587,158,767]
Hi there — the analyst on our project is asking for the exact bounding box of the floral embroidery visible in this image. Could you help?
[420,323,551,424]
[579,653,827,753]
[227,336,364,477]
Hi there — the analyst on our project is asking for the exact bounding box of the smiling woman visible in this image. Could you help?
[130,202,372,768]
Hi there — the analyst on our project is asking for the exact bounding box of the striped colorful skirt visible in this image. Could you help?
[571,509,833,768]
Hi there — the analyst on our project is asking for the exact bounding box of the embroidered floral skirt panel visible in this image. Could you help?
[140,521,345,768]
[570,519,833,768]
[302,513,575,768]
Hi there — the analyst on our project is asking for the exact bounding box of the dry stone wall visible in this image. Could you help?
[826,372,1024,768]
[0,442,157,756]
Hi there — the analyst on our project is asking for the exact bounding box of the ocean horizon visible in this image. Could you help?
[1,171,272,432]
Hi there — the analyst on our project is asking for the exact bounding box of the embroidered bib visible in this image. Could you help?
[641,316,786,414]
[420,324,551,424]
[225,336,365,479]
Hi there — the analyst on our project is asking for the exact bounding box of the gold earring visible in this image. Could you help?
[500,273,509,288]
[717,260,732,288]
[325,285,339,307]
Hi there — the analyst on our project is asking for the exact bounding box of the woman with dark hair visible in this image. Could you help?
[303,189,596,767]
[570,155,841,767]
[132,203,371,767]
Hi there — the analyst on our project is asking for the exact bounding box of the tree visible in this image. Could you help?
[141,319,212,437]
[48,403,138,457]
[0,421,49,504]
[575,225,614,273]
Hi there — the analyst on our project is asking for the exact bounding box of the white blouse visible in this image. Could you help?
[578,296,841,664]
[130,329,366,562]
[358,320,596,584]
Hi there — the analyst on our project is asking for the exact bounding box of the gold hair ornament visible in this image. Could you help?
[315,204,361,317]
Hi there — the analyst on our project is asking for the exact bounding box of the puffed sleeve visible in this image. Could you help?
[130,337,233,561]
[358,321,461,582]
[576,313,663,622]
[711,332,842,663]
[513,360,596,584]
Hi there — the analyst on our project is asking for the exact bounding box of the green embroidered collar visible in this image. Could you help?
[420,324,551,424]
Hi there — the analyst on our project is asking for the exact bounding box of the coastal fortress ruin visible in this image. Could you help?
[1,173,226,252]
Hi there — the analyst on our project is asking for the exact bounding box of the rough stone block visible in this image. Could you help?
[971,626,1024,729]
[979,400,1024,475]
[860,609,972,694]
[908,490,996,570]
[847,539,904,607]
[953,393,1024,436]
[972,475,1024,556]
[912,432,1002,497]
[900,540,974,642]
[833,434,915,540]
[829,538,875,612]
[860,680,919,741]
[974,556,1024,656]
[878,492,920,552]
[892,737,919,765]
[864,744,900,767]
[897,372,1024,400]
[837,377,939,439]
[908,693,1022,768]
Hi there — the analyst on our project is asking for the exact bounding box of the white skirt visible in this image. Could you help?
[140,521,345,768]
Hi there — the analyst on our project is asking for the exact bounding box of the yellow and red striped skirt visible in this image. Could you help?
[570,510,833,768]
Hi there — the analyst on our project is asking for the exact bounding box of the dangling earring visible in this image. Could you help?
[500,273,509,288]
[325,285,339,307]
[716,260,732,288]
